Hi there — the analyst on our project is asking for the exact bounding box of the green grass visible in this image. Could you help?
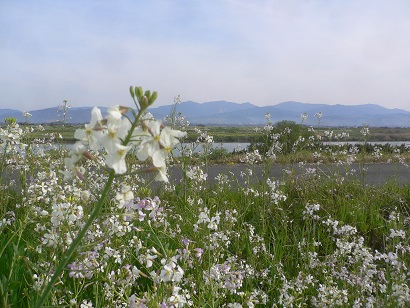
[1,115,410,307]
[5,123,410,144]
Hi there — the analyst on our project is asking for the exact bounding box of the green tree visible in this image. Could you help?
[252,120,314,155]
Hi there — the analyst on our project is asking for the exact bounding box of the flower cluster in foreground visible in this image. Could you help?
[65,87,186,182]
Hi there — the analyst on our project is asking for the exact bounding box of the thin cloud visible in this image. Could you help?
[1,0,410,111]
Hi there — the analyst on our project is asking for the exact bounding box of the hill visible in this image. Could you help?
[150,101,410,127]
[0,101,409,127]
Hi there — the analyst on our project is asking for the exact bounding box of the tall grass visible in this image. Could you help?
[1,101,409,307]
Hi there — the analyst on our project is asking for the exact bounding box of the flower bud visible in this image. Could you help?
[148,91,158,105]
[75,167,85,181]
[135,86,144,99]
[143,165,159,173]
[129,86,135,99]
[82,151,94,160]
[119,106,129,115]
[139,96,149,110]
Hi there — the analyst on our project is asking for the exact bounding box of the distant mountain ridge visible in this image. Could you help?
[1,101,409,127]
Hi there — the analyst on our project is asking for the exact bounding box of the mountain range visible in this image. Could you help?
[1,101,410,127]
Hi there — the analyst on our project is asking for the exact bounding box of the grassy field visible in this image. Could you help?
[332,126,410,141]
[10,123,410,143]
[1,100,410,307]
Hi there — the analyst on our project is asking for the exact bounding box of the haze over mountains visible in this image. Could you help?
[1,101,410,127]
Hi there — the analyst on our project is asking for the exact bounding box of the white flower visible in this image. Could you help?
[389,229,406,239]
[74,107,103,151]
[129,294,146,308]
[143,164,169,182]
[116,185,134,209]
[314,112,323,119]
[168,286,188,308]
[137,120,186,166]
[107,105,129,123]
[98,116,131,153]
[145,253,157,268]
[80,300,93,308]
[63,142,87,180]
[154,165,169,182]
[136,120,162,161]
[105,143,131,174]
[151,126,186,167]
[159,264,174,282]
[80,190,91,202]
[159,259,184,283]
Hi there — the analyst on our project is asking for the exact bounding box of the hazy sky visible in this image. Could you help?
[1,0,410,111]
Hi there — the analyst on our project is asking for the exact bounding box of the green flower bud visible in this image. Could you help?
[135,86,144,100]
[139,96,149,110]
[129,86,135,99]
[148,91,158,105]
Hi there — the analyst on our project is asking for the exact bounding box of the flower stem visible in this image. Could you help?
[35,170,116,307]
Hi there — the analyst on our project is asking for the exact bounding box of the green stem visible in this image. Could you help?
[35,170,115,307]
[123,110,143,146]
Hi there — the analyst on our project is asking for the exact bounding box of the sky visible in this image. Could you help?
[1,0,410,112]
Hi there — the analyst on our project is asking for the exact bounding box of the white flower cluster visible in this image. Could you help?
[240,149,262,164]
[22,111,32,122]
[360,125,370,137]
[0,211,16,229]
[64,99,186,181]
[266,178,287,205]
[302,202,320,220]
[154,257,184,283]
[194,207,221,232]
[300,112,308,123]
[195,128,214,144]
[186,165,208,190]
[0,121,27,152]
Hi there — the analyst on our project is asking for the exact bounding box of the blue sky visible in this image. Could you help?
[1,0,410,111]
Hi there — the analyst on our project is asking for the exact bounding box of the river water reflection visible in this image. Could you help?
[30,141,410,156]
[168,141,410,156]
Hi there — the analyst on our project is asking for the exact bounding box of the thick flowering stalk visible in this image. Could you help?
[36,86,186,307]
